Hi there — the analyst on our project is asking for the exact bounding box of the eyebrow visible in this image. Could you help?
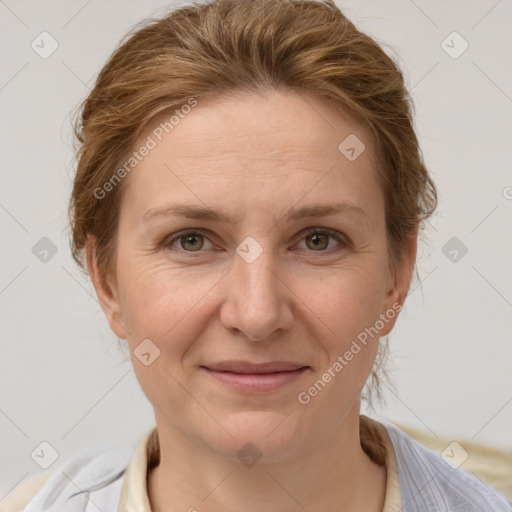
[142,202,368,224]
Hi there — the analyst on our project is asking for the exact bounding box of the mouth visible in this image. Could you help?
[200,361,310,394]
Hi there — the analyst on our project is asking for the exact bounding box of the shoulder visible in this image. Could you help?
[379,419,512,511]
[0,470,56,512]
[1,445,133,512]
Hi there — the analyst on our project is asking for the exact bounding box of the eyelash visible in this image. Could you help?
[162,228,349,254]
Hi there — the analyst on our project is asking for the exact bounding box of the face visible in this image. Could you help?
[88,90,415,461]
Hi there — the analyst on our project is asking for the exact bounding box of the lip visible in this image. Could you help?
[201,361,310,394]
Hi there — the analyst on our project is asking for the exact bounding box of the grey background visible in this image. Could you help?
[1,0,511,497]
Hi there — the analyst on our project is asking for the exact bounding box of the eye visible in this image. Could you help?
[296,228,348,252]
[162,228,348,254]
[163,230,214,252]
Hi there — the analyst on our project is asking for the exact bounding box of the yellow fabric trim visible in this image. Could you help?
[0,470,55,512]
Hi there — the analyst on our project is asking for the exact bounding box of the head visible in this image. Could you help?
[69,0,436,459]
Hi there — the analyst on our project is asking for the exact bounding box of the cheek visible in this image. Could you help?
[299,262,388,340]
[303,269,387,376]
[286,275,386,432]
[116,260,222,411]
[117,255,222,355]
[294,272,387,407]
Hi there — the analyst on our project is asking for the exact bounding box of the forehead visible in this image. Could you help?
[142,90,374,164]
[120,90,381,221]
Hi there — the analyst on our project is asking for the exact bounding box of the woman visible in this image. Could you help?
[5,0,511,511]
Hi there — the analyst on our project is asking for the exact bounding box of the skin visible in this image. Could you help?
[87,90,417,512]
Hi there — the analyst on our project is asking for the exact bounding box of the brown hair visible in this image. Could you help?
[68,0,437,404]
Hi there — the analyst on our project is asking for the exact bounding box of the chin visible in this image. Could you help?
[204,409,308,463]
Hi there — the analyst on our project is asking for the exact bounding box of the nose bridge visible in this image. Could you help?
[221,236,292,341]
[237,242,278,298]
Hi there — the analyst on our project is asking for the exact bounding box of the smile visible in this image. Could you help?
[201,361,310,394]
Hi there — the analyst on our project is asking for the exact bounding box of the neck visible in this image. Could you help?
[147,405,387,512]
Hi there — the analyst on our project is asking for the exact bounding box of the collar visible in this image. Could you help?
[118,415,402,511]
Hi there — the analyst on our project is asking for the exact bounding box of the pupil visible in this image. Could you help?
[309,233,327,250]
[183,235,202,250]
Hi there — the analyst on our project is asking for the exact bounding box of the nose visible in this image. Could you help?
[219,245,294,342]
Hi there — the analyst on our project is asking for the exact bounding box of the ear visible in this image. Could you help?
[379,230,418,336]
[85,236,128,340]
